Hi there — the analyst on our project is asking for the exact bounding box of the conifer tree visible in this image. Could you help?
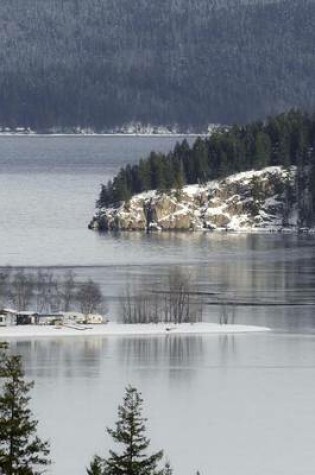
[86,455,104,475]
[0,352,50,475]
[163,461,173,474]
[104,385,164,475]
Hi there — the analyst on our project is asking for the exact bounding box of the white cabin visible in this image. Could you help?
[0,308,17,326]
[85,314,104,324]
[62,311,105,324]
[62,311,86,324]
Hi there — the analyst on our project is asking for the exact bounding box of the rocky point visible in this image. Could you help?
[89,166,309,233]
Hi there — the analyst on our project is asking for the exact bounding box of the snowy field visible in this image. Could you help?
[0,322,270,339]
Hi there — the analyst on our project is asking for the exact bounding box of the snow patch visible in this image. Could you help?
[0,322,270,339]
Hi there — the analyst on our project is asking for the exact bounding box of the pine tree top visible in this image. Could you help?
[104,385,164,475]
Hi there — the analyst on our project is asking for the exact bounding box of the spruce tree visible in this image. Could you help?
[163,461,173,474]
[0,353,50,475]
[104,385,164,475]
[86,455,104,475]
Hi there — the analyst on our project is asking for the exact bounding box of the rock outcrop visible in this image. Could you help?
[89,166,306,232]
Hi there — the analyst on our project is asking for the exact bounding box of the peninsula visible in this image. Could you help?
[90,111,315,233]
[0,322,270,339]
[90,166,303,233]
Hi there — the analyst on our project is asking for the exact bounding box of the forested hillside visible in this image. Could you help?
[97,110,315,226]
[1,0,315,130]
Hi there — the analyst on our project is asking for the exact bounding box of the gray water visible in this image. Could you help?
[1,136,315,475]
[10,333,315,475]
[0,135,192,266]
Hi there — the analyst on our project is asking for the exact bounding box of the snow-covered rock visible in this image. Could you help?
[89,166,305,232]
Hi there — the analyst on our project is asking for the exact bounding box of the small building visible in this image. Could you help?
[0,308,17,326]
[62,311,86,324]
[37,313,64,325]
[16,311,38,325]
[63,311,105,325]
[85,313,104,324]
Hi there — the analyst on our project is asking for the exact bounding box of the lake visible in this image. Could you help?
[1,136,315,475]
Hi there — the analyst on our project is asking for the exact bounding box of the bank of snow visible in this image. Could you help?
[0,322,270,339]
[90,166,306,232]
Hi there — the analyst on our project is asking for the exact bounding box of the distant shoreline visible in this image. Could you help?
[0,132,205,138]
[0,322,270,339]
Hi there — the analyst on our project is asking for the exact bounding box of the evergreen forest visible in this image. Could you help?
[97,110,315,209]
[1,0,315,129]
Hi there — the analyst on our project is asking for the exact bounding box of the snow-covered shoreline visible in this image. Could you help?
[0,121,217,137]
[0,322,270,339]
[0,133,204,138]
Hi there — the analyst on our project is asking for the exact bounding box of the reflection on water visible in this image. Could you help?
[117,335,204,364]
[12,335,207,380]
[218,334,237,366]
[68,233,315,332]
[2,231,315,332]
[12,338,105,379]
[7,333,315,475]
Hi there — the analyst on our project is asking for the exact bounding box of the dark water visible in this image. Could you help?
[1,136,315,475]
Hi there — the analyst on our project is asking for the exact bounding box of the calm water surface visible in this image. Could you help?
[0,135,192,266]
[10,334,315,475]
[1,137,315,475]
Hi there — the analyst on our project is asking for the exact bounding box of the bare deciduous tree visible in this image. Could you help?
[76,279,103,316]
[120,269,203,324]
[60,270,77,312]
[0,267,12,308]
[219,302,236,325]
[10,270,35,312]
[33,269,60,313]
[1,270,106,317]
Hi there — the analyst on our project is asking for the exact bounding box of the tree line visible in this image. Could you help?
[1,0,315,129]
[0,269,104,315]
[0,268,207,324]
[0,344,202,474]
[120,269,204,325]
[97,110,315,226]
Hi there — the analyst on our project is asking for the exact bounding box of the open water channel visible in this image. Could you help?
[0,136,315,475]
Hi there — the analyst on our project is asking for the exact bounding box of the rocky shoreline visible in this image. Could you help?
[89,166,313,233]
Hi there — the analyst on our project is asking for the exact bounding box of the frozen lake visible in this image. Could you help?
[1,136,315,474]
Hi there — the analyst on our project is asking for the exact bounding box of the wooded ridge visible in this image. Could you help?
[1,0,315,129]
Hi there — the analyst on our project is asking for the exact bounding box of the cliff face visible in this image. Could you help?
[89,166,305,232]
